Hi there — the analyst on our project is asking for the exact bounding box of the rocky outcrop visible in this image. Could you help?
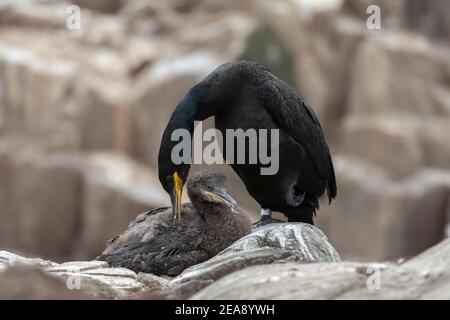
[192,238,450,299]
[0,267,89,299]
[1,234,449,299]
[0,0,449,263]
[0,223,339,299]
[170,223,340,298]
[0,250,168,299]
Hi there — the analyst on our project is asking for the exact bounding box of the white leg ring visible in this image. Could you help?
[260,208,272,217]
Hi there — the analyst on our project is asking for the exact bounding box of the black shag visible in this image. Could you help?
[97,170,251,276]
[158,61,337,226]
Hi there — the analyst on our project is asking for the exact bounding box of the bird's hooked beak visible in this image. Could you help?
[171,172,183,221]
[202,188,237,209]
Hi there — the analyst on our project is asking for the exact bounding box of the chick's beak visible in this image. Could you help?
[202,188,237,209]
[171,172,183,221]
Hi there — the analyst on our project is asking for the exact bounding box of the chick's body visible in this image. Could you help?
[97,171,251,276]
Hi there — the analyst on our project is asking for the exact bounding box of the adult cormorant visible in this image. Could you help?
[97,170,251,276]
[158,61,336,226]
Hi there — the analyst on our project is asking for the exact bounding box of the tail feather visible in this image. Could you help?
[326,150,337,204]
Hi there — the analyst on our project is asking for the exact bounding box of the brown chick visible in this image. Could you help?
[97,170,251,276]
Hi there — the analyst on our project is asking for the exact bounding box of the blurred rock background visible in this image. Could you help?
[0,0,449,262]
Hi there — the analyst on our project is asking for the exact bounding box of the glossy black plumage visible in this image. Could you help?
[97,170,251,276]
[158,61,337,224]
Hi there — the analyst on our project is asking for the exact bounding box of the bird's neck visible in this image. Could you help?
[201,208,227,228]
[192,201,224,223]
[167,92,199,133]
[161,82,223,148]
[158,91,200,175]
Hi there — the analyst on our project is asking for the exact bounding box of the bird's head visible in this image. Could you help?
[187,170,237,213]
